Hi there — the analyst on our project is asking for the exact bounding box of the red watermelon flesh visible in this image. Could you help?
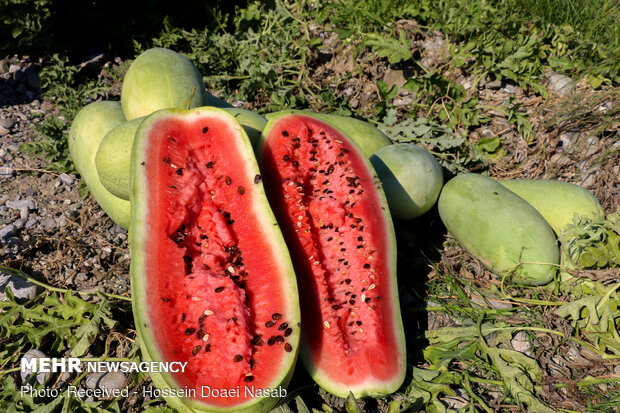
[258,113,406,397]
[130,108,299,412]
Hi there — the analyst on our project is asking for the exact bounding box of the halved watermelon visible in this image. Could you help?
[130,107,300,412]
[258,113,406,398]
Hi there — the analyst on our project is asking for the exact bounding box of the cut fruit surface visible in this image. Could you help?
[130,107,299,412]
[258,113,406,398]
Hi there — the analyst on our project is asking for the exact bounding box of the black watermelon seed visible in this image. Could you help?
[225,176,232,185]
[163,156,170,163]
[344,278,351,284]
[160,297,171,302]
[254,338,264,346]
[196,329,205,339]
[233,354,243,362]
[272,313,282,320]
[238,186,245,195]
[343,261,348,265]
[284,328,292,337]
[185,328,196,335]
[202,127,209,133]
[198,314,207,323]
[278,323,288,331]
[365,297,372,303]
[215,286,225,293]
[204,343,212,352]
[176,168,183,175]
[181,313,186,322]
[275,335,284,343]
[283,155,290,162]
[265,320,275,328]
[363,263,370,269]
[356,321,362,326]
[284,343,293,352]
[206,161,214,168]
[244,375,254,382]
[141,161,145,166]
[249,359,257,368]
[348,322,354,326]
[282,130,289,136]
[192,345,201,355]
[267,336,276,346]
[254,174,262,184]
[349,300,355,305]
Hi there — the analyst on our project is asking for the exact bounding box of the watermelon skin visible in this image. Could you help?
[121,48,209,120]
[266,110,392,158]
[223,108,268,150]
[497,179,605,236]
[68,101,131,228]
[130,107,300,412]
[96,116,145,200]
[258,113,406,398]
[370,143,444,220]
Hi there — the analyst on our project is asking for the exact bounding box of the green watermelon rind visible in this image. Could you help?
[130,107,301,413]
[121,48,210,120]
[258,112,407,399]
[265,110,392,158]
[68,101,131,229]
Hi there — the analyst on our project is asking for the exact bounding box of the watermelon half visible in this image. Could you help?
[258,113,406,397]
[130,107,300,412]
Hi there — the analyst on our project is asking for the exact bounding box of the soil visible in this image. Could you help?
[0,23,618,412]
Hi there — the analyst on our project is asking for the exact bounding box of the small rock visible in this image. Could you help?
[8,64,21,74]
[546,72,575,95]
[85,372,126,396]
[0,126,10,136]
[75,273,89,283]
[20,349,52,385]
[0,118,14,129]
[383,69,406,88]
[486,79,502,90]
[0,266,39,303]
[502,84,516,94]
[13,218,27,227]
[511,331,534,356]
[0,224,16,239]
[40,217,57,229]
[25,218,38,228]
[59,173,74,186]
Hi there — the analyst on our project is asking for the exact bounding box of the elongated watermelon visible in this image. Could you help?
[130,107,300,412]
[258,113,406,398]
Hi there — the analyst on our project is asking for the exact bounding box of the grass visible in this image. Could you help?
[3,0,620,411]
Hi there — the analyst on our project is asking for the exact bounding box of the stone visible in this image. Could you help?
[59,173,74,186]
[0,266,39,303]
[546,72,575,96]
[486,79,502,90]
[85,372,127,394]
[383,69,406,88]
[0,118,14,129]
[511,331,534,356]
[20,349,52,385]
